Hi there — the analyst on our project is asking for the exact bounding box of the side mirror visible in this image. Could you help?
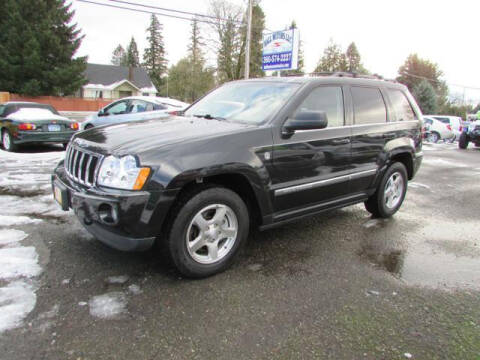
[282,111,328,136]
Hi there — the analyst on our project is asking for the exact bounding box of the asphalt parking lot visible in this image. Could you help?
[0,142,479,360]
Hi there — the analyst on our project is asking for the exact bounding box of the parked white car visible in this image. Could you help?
[81,96,190,130]
[423,116,455,143]
[425,115,463,140]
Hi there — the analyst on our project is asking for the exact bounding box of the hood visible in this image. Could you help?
[73,116,255,156]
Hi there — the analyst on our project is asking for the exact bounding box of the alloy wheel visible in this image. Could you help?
[384,172,404,209]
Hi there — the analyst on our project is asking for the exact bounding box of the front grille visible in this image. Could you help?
[64,145,103,186]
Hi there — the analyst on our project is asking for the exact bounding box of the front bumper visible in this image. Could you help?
[15,130,76,144]
[52,162,177,252]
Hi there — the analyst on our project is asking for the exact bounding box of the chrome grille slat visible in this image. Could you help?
[64,145,103,187]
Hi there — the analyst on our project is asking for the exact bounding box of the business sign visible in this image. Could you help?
[262,29,300,71]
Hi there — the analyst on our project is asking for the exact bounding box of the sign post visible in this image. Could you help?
[262,29,300,72]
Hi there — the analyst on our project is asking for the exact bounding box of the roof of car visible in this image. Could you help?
[1,101,44,106]
[242,75,407,89]
[119,96,189,107]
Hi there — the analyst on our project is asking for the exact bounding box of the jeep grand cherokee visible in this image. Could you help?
[52,75,423,278]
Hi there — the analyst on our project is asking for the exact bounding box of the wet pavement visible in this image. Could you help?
[0,142,479,359]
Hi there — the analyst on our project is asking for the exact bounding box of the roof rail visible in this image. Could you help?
[307,71,398,83]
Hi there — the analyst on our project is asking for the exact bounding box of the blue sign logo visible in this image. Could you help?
[262,29,299,71]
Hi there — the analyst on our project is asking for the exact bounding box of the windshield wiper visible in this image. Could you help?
[193,114,226,121]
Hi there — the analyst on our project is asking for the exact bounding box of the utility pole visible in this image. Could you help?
[244,0,253,79]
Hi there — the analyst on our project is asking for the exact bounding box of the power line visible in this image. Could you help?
[75,0,231,26]
[400,71,480,91]
[107,0,243,25]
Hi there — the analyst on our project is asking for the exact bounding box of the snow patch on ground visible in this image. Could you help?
[0,215,42,226]
[128,284,142,295]
[409,182,431,190]
[106,275,129,284]
[0,280,37,333]
[0,194,71,218]
[422,158,467,168]
[89,292,127,319]
[0,229,28,245]
[0,149,64,162]
[0,247,42,279]
[363,218,389,229]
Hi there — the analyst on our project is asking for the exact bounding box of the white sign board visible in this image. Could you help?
[262,29,300,71]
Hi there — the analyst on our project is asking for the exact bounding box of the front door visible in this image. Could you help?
[271,85,352,214]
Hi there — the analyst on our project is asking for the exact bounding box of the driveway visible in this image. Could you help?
[0,142,479,359]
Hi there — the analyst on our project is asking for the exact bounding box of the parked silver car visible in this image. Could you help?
[81,96,190,130]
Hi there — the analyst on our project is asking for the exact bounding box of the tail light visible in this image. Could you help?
[18,123,36,130]
[447,124,452,131]
[168,111,178,116]
[459,126,462,132]
[70,122,79,130]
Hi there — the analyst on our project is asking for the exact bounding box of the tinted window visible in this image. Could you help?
[105,100,128,116]
[0,105,5,117]
[432,117,450,124]
[294,86,344,127]
[351,87,387,124]
[153,103,167,111]
[129,100,148,113]
[388,89,416,121]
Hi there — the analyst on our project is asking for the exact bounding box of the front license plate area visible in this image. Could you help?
[48,124,61,132]
[53,181,69,211]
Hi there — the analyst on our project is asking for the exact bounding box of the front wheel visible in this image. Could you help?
[427,132,440,143]
[2,129,18,152]
[364,162,408,218]
[459,132,469,149]
[165,187,249,278]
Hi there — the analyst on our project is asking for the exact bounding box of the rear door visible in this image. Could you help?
[349,85,390,193]
[271,85,352,213]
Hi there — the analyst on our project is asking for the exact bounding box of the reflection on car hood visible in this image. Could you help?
[73,116,255,155]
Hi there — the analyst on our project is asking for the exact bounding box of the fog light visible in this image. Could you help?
[98,203,118,225]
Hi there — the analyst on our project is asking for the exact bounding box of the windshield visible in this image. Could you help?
[184,81,300,125]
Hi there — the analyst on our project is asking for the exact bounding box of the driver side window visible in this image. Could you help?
[105,100,129,116]
[294,86,344,127]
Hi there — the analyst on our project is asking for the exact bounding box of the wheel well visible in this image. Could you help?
[390,153,414,180]
[169,173,263,228]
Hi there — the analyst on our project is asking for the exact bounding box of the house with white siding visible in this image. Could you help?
[80,63,157,100]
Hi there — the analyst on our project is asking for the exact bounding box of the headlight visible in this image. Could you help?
[97,155,151,190]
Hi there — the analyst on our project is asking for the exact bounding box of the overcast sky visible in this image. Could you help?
[71,0,480,103]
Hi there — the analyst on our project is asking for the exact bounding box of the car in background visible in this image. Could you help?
[0,102,79,152]
[459,120,480,149]
[425,115,463,140]
[81,96,190,130]
[422,116,455,143]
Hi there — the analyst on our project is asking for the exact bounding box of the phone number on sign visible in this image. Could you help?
[263,53,292,64]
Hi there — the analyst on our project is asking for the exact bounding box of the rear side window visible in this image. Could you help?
[351,86,387,124]
[432,117,450,124]
[294,86,344,127]
[388,89,416,121]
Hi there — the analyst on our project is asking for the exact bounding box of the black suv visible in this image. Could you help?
[52,75,423,277]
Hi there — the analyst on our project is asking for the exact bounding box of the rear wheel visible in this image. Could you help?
[427,131,440,143]
[364,162,408,218]
[459,132,469,149]
[165,187,249,278]
[2,129,18,152]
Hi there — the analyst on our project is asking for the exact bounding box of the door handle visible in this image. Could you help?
[332,138,350,145]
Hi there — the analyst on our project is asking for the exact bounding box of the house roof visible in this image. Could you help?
[84,63,157,91]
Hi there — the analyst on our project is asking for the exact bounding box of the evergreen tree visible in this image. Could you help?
[126,37,140,67]
[314,40,347,73]
[111,44,127,66]
[0,0,87,96]
[397,54,448,106]
[143,14,167,89]
[413,80,438,114]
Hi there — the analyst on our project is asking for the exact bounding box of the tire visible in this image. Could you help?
[364,162,408,218]
[165,187,249,278]
[459,132,469,149]
[427,132,440,143]
[2,129,18,152]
